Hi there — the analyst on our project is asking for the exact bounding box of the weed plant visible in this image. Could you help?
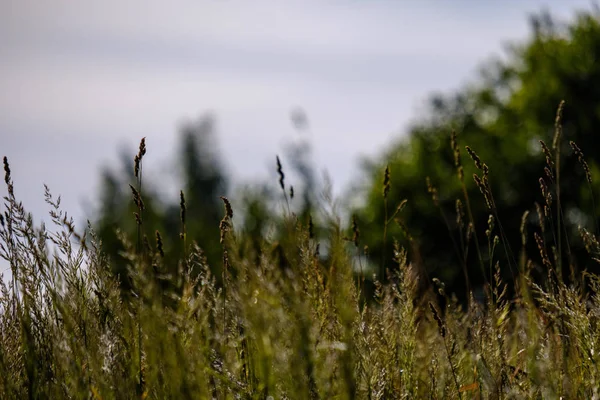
[2,104,600,399]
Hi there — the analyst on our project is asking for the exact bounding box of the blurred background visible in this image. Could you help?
[2,0,599,298]
[0,0,588,224]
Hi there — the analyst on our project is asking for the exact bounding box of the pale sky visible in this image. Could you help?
[0,0,593,240]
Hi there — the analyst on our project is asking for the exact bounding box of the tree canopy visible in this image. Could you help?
[356,8,600,300]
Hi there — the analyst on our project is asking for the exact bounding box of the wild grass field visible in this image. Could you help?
[2,101,600,400]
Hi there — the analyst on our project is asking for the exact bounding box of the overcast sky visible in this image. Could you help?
[0,0,594,241]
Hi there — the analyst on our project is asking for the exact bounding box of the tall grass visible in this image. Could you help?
[2,107,600,399]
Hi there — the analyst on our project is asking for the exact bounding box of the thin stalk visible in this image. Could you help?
[553,101,564,280]
[133,137,146,395]
[382,165,391,282]
[382,196,388,281]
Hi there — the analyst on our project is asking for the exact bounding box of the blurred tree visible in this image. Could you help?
[95,114,228,296]
[356,8,600,301]
[94,105,330,301]
[163,114,227,272]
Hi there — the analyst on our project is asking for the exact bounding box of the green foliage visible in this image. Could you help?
[357,8,600,299]
[4,121,600,397]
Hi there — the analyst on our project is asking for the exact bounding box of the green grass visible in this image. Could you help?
[2,111,600,399]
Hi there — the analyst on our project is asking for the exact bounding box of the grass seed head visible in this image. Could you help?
[540,140,554,169]
[180,190,186,225]
[473,174,492,209]
[455,199,465,229]
[552,100,565,150]
[426,177,439,206]
[155,230,164,258]
[535,202,545,233]
[544,166,554,181]
[486,214,495,238]
[395,199,408,215]
[538,178,552,208]
[465,146,483,170]
[3,156,10,186]
[457,165,464,182]
[520,210,530,246]
[450,130,461,168]
[276,155,285,190]
[570,141,592,183]
[534,232,553,270]
[220,196,233,219]
[219,196,233,244]
[129,184,145,211]
[351,215,360,248]
[383,164,391,198]
[219,219,230,244]
[134,137,146,178]
[3,156,13,196]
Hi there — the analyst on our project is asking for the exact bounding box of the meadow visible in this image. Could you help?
[1,104,600,399]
